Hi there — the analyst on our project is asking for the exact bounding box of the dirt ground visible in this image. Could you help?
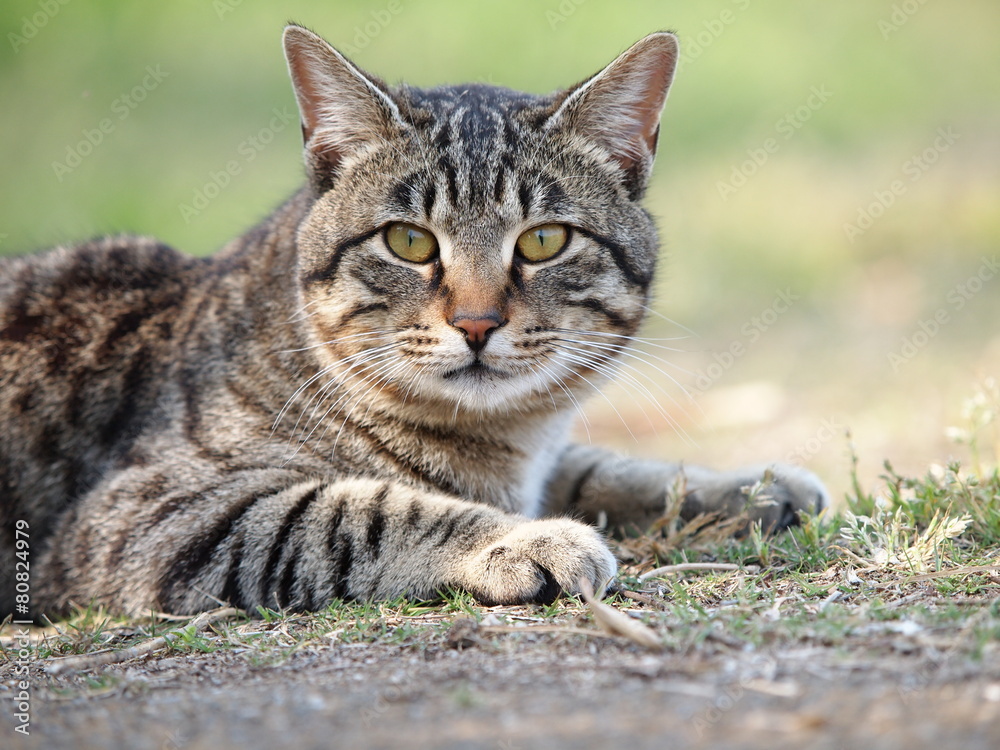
[5,622,1000,750]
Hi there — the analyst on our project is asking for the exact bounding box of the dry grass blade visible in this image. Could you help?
[578,578,663,651]
[43,607,243,675]
[839,508,973,572]
[638,562,743,582]
[614,509,748,570]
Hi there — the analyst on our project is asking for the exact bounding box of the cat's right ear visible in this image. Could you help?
[283,24,405,190]
[548,32,679,200]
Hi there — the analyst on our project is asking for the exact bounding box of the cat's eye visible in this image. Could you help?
[385,222,438,263]
[515,224,569,262]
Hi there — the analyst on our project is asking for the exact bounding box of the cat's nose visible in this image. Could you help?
[449,312,504,353]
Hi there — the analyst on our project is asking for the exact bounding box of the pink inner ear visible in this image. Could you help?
[284,27,346,150]
[559,33,678,175]
[602,39,677,170]
[631,50,676,156]
[286,49,323,143]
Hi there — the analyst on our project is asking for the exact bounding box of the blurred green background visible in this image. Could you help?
[2,0,999,500]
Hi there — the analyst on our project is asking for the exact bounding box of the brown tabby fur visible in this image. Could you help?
[0,27,826,617]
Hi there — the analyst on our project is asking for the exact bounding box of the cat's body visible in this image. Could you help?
[0,27,826,617]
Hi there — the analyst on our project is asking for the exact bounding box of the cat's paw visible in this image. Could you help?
[456,519,617,606]
[683,463,828,533]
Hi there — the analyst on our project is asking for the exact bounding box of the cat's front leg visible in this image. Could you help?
[36,468,616,615]
[544,445,829,533]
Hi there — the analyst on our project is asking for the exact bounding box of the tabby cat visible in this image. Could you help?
[0,26,826,617]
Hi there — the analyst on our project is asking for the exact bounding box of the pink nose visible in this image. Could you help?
[450,314,503,353]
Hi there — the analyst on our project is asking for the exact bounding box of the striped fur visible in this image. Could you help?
[0,28,826,617]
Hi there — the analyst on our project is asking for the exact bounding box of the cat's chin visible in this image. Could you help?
[408,362,565,416]
[440,361,510,381]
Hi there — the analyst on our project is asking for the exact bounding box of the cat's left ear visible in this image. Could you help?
[549,32,678,199]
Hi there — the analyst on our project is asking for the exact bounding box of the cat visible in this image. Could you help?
[0,25,827,618]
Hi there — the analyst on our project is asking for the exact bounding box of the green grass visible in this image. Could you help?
[4,439,997,687]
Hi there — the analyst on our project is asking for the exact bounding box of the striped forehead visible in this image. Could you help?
[387,84,569,223]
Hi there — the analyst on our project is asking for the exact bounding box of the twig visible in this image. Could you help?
[639,563,742,581]
[744,678,801,698]
[478,624,618,639]
[618,590,662,607]
[818,589,846,611]
[881,592,928,609]
[43,607,243,675]
[579,578,663,651]
[830,545,874,568]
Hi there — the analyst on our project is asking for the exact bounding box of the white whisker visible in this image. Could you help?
[295,349,400,442]
[272,342,398,434]
[275,328,393,355]
[639,304,700,337]
[282,355,400,463]
[549,349,638,442]
[553,327,691,352]
[551,335,701,424]
[554,334,697,378]
[328,359,413,455]
[540,360,592,443]
[549,338,699,446]
[293,350,398,441]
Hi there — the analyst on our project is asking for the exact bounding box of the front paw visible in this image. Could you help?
[455,519,617,606]
[683,463,829,533]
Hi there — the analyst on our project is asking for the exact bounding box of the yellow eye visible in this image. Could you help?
[516,224,569,262]
[385,222,438,263]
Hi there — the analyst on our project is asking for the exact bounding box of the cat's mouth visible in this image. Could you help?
[440,361,510,381]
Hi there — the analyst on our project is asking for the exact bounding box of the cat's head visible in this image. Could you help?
[283,25,677,416]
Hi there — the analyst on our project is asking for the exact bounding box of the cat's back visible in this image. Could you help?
[0,235,201,379]
[0,236,204,535]
[0,234,198,296]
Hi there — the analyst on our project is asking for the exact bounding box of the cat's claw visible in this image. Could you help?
[457,519,617,606]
